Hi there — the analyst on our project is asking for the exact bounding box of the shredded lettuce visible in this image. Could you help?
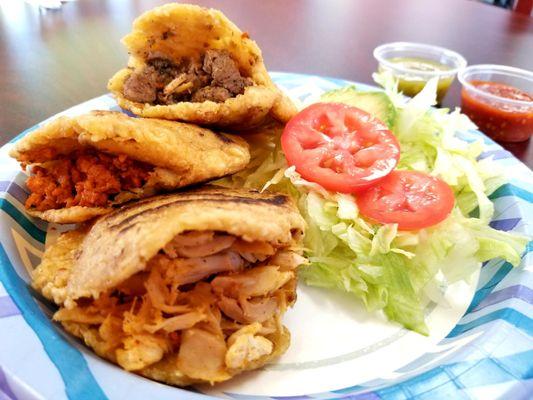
[214,72,529,335]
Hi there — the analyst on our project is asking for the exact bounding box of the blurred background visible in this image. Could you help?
[6,0,533,13]
[480,0,532,14]
[0,0,532,160]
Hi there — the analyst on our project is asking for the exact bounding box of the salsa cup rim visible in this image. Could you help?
[373,41,467,78]
[458,64,533,107]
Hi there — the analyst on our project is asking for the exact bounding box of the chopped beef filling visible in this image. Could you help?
[123,50,253,104]
[25,149,153,211]
[55,231,305,379]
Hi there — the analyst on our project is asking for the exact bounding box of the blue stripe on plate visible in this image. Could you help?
[478,149,512,161]
[471,285,533,312]
[489,218,521,232]
[339,350,533,399]
[0,366,18,400]
[0,296,20,318]
[489,184,533,203]
[0,199,46,244]
[0,244,107,400]
[0,181,28,205]
[343,393,381,400]
[224,394,273,400]
[467,262,514,313]
[447,308,533,338]
[331,384,368,395]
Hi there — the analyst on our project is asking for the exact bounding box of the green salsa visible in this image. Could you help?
[381,57,454,103]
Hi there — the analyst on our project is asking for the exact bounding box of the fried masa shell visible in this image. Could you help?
[57,322,290,387]
[56,317,290,386]
[9,111,250,223]
[107,3,297,128]
[66,186,304,303]
[32,187,304,386]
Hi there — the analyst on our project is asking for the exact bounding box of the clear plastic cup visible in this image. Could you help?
[373,42,467,103]
[458,64,533,142]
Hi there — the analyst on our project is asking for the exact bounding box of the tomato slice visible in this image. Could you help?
[357,170,455,230]
[281,103,400,193]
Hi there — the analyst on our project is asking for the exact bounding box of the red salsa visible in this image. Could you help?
[461,80,533,142]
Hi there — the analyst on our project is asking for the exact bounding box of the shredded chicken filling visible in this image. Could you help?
[122,50,253,105]
[22,148,153,211]
[54,231,304,381]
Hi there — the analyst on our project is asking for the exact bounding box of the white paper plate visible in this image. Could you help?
[0,72,531,400]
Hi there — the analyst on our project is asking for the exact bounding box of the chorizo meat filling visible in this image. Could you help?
[123,50,253,105]
[54,230,303,381]
[22,148,153,211]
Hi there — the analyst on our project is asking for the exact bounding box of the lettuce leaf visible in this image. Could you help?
[298,188,527,335]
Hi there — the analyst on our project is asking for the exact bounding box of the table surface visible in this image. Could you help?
[1,0,532,166]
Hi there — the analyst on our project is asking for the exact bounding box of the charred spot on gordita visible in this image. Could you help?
[212,130,234,144]
[109,193,291,233]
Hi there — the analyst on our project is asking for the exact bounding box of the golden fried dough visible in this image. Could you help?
[10,111,250,223]
[32,187,305,386]
[108,4,297,128]
[26,207,110,225]
[32,227,88,304]
[64,186,305,302]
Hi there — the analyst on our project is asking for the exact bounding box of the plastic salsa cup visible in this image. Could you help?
[373,42,467,103]
[458,65,533,143]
